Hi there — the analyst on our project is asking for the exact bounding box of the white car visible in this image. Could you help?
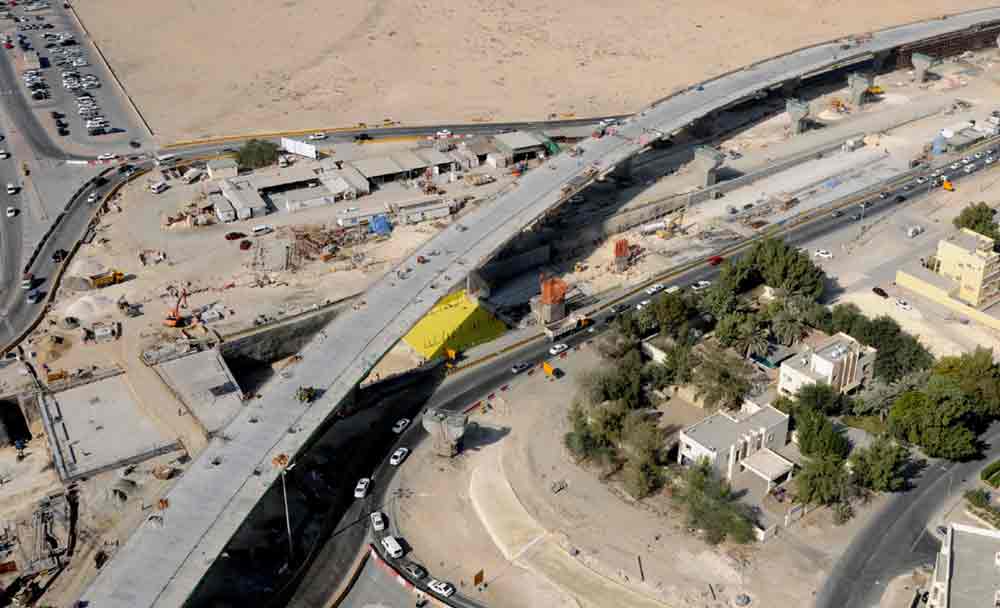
[392,418,410,434]
[436,129,452,139]
[96,153,117,161]
[894,298,912,311]
[428,579,456,598]
[6,183,16,195]
[549,343,569,356]
[354,477,371,499]
[308,132,326,141]
[690,280,712,292]
[965,164,975,174]
[0,149,9,159]
[950,162,961,170]
[813,249,833,259]
[635,299,651,311]
[370,511,386,532]
[5,206,15,218]
[916,176,927,184]
[963,157,974,164]
[644,283,665,296]
[86,192,98,203]
[389,447,409,466]
[987,157,996,165]
[975,151,985,159]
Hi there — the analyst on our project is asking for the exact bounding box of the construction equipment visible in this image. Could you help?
[88,269,125,289]
[162,287,190,328]
[296,386,318,404]
[117,295,142,317]
[943,179,955,192]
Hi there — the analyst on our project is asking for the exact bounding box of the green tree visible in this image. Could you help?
[700,282,739,319]
[665,343,697,385]
[591,400,629,446]
[771,310,807,346]
[953,202,1000,241]
[849,436,910,492]
[796,457,849,506]
[623,455,662,499]
[745,238,826,300]
[853,369,931,419]
[888,391,978,460]
[795,382,843,416]
[235,139,279,169]
[691,346,752,410]
[735,320,770,359]
[932,347,1000,421]
[675,460,755,545]
[615,313,641,342]
[713,312,747,348]
[652,293,690,337]
[796,408,851,459]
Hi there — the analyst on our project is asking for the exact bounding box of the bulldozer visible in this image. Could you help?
[296,386,318,404]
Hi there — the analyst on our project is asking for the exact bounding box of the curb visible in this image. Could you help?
[325,544,372,608]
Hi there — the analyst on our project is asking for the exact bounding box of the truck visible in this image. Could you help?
[181,168,203,184]
[88,270,124,289]
[543,315,592,341]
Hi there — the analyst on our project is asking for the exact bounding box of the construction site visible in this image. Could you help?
[8,31,1000,606]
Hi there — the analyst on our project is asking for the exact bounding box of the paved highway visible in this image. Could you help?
[81,11,1000,608]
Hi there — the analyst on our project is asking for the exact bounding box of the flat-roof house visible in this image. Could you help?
[678,404,792,490]
[219,178,269,219]
[778,332,876,397]
[416,148,456,174]
[928,523,1000,608]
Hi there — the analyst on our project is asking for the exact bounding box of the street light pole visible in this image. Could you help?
[281,463,296,561]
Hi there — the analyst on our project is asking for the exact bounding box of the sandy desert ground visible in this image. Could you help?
[74,1,997,140]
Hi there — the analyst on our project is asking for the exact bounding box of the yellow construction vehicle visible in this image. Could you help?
[88,270,125,289]
[943,179,955,192]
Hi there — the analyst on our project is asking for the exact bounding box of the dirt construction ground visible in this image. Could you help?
[74,1,996,140]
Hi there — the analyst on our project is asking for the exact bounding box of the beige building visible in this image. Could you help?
[778,332,876,396]
[929,228,1000,308]
[927,523,1000,608]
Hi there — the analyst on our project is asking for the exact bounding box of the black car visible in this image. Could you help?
[895,195,906,203]
[872,286,888,298]
[353,133,372,142]
[117,164,134,174]
[57,128,69,136]
[128,140,141,149]
[51,249,68,263]
[510,362,532,375]
[608,303,628,317]
[402,562,427,580]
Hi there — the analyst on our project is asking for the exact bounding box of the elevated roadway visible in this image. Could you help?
[81,9,1000,607]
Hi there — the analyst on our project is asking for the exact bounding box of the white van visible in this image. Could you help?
[155,153,178,167]
[149,181,168,194]
[381,535,404,559]
[277,154,289,168]
[251,225,273,237]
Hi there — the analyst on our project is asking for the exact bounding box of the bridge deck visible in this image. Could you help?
[82,9,1000,607]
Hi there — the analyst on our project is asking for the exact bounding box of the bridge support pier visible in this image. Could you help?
[786,99,810,135]
[872,50,892,73]
[781,77,801,98]
[911,52,935,83]
[848,72,874,107]
[693,146,726,188]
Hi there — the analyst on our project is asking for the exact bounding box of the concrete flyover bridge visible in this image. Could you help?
[82,9,1000,607]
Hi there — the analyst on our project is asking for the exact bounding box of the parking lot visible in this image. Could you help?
[0,0,141,150]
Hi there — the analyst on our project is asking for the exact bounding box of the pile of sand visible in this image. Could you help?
[65,294,116,323]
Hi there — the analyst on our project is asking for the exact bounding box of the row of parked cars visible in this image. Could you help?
[353,416,457,602]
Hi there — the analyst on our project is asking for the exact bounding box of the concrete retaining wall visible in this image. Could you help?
[220,307,342,364]
[896,269,1000,331]
[480,244,551,283]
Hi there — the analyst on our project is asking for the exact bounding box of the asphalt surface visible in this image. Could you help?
[817,424,1000,608]
[328,145,1000,608]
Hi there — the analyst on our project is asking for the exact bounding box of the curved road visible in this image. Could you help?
[81,10,1000,608]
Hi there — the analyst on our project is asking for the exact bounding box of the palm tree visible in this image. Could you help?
[692,345,753,410]
[736,321,770,359]
[772,311,807,346]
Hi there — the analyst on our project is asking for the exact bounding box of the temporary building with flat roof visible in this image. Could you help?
[493,131,546,157]
[349,157,405,184]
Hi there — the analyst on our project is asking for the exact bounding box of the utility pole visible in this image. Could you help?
[272,454,295,561]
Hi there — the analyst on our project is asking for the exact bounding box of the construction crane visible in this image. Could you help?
[163,286,190,328]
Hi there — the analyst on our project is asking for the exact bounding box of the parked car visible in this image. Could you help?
[707,256,724,266]
[4,206,15,217]
[690,280,712,292]
[307,132,326,141]
[644,283,665,296]
[872,286,888,298]
[428,579,456,598]
[389,447,409,466]
[353,478,370,499]
[392,418,410,434]
[548,343,569,356]
[370,511,386,532]
[894,298,912,311]
[402,562,427,580]
[635,299,651,311]
[813,249,833,259]
[225,231,246,241]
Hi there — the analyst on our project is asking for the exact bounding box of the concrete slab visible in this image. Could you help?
[41,374,179,481]
[156,349,244,433]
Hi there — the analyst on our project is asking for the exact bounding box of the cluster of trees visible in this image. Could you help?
[786,382,911,522]
[886,348,1000,460]
[236,139,280,169]
[953,202,1000,243]
[674,460,755,545]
